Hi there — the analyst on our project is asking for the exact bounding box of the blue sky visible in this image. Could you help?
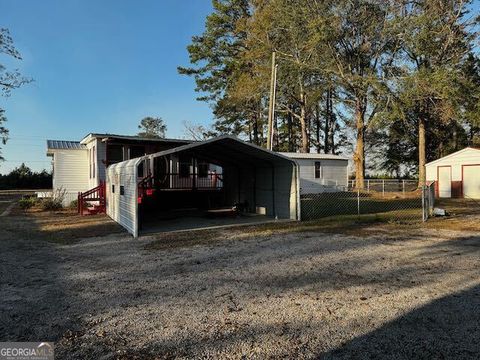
[0,0,213,173]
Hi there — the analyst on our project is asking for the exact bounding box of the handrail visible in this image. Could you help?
[78,181,106,215]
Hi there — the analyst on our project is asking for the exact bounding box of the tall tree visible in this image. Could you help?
[308,0,399,187]
[394,0,476,185]
[0,28,31,161]
[244,0,322,152]
[178,1,260,143]
[137,117,167,138]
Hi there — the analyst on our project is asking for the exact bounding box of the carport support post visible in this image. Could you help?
[271,163,277,219]
[253,166,257,212]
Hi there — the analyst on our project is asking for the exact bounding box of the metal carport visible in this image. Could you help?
[106,136,300,237]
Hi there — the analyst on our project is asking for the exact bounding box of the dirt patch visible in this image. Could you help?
[1,213,479,359]
[3,201,125,244]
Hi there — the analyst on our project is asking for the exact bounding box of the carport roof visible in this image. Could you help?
[142,135,296,167]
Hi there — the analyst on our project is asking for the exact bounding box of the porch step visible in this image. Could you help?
[86,204,105,215]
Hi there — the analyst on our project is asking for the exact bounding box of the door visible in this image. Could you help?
[463,165,480,199]
[438,166,451,198]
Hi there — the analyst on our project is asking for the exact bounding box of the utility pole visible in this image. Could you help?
[267,51,277,151]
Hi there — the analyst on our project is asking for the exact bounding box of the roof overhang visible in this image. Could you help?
[280,152,350,161]
[425,147,480,167]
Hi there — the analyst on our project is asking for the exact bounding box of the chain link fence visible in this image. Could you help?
[300,181,435,223]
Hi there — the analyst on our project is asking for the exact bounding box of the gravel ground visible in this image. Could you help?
[1,214,479,359]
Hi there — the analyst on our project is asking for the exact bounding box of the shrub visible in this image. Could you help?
[18,196,38,210]
[69,199,78,209]
[41,198,63,211]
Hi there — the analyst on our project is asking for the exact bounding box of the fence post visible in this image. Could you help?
[367,180,370,193]
[402,180,405,198]
[382,180,385,198]
[357,188,360,216]
[422,186,426,222]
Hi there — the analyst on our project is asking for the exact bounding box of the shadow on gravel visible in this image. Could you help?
[317,235,480,360]
[0,215,81,343]
[317,282,480,359]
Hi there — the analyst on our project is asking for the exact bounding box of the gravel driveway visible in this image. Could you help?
[1,215,479,359]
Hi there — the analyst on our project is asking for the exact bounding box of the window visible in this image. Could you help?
[120,186,125,195]
[129,146,145,159]
[179,155,191,178]
[107,145,124,164]
[314,161,321,179]
[92,146,96,178]
[112,184,115,193]
[89,149,92,179]
[198,163,209,178]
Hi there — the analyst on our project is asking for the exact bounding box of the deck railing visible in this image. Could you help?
[156,173,223,190]
[78,181,106,215]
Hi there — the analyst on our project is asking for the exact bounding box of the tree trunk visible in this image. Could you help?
[328,89,336,154]
[287,108,294,152]
[354,97,365,189]
[315,103,321,153]
[418,116,426,187]
[299,90,309,153]
[248,120,252,143]
[253,109,259,145]
[324,89,330,154]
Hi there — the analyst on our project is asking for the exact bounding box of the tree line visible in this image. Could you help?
[0,163,52,189]
[179,0,480,186]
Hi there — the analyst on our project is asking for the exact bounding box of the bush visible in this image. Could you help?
[69,199,78,209]
[18,196,38,210]
[41,198,63,211]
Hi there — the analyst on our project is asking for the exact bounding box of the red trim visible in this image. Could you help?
[437,165,452,198]
[78,181,106,215]
[461,164,480,198]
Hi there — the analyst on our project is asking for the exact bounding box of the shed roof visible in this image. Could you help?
[47,140,86,151]
[280,152,350,161]
[425,147,480,167]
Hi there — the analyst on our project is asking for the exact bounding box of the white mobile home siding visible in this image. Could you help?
[295,158,348,194]
[86,138,107,189]
[52,149,89,204]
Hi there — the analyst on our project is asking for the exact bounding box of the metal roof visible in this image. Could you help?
[110,135,296,168]
[280,152,350,161]
[80,133,193,145]
[47,140,86,150]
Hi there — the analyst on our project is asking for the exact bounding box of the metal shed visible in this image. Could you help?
[426,147,480,199]
[106,136,300,237]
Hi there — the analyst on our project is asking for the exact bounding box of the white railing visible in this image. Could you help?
[348,179,418,196]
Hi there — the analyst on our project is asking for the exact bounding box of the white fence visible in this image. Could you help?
[348,179,418,195]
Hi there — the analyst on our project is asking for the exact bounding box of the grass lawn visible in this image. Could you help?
[300,191,423,221]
